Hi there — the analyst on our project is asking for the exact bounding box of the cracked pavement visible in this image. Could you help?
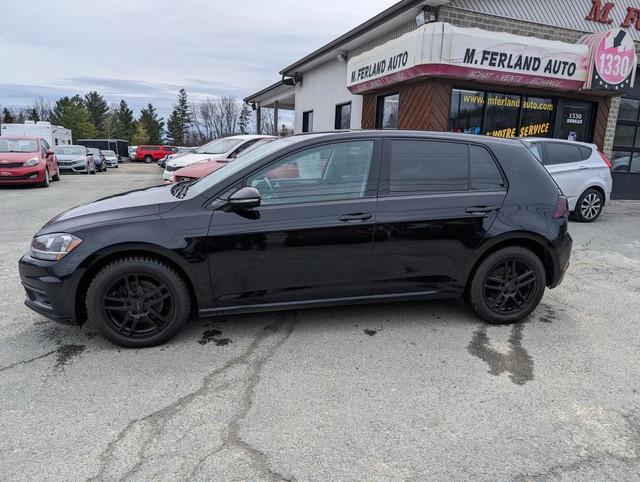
[1,165,640,480]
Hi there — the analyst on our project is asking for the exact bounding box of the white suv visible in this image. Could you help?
[524,138,612,222]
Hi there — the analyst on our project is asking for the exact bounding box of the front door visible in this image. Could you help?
[371,139,507,295]
[208,139,381,307]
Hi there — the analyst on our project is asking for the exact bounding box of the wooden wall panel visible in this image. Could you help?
[593,98,610,151]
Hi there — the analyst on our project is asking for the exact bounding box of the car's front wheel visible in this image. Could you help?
[86,257,191,347]
[40,168,50,188]
[467,246,545,324]
[144,155,153,164]
[573,188,603,222]
[52,165,60,181]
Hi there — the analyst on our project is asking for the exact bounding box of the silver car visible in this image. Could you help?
[53,145,96,174]
[102,150,119,168]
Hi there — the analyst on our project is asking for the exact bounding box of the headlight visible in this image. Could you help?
[23,157,39,167]
[30,233,83,261]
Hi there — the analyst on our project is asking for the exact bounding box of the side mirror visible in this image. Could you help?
[228,186,261,209]
[45,149,54,156]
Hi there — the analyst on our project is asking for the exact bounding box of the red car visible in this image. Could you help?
[135,145,178,163]
[0,136,60,187]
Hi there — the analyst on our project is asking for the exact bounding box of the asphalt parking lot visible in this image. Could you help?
[1,162,639,481]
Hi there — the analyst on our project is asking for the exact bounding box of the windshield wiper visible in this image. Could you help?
[171,180,194,199]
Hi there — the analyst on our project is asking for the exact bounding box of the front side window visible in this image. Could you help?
[246,140,374,204]
[335,103,351,129]
[376,93,399,129]
[389,140,468,194]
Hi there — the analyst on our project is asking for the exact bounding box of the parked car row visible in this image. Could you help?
[158,147,196,168]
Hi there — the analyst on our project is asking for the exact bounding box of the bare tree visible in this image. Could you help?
[260,107,274,136]
[31,96,52,121]
[190,96,243,144]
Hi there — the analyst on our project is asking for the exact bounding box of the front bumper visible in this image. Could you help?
[0,166,44,184]
[58,161,89,173]
[18,251,85,325]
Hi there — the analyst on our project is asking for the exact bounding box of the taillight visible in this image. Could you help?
[554,195,568,219]
[597,151,612,170]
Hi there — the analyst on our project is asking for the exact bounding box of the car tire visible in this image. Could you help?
[467,246,545,324]
[52,166,61,181]
[90,163,96,174]
[572,188,603,223]
[86,256,191,348]
[144,155,153,164]
[40,168,50,188]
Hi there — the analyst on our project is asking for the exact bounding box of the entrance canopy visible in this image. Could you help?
[346,22,635,94]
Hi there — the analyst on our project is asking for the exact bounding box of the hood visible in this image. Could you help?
[168,152,227,168]
[0,152,39,163]
[174,159,229,178]
[40,184,182,234]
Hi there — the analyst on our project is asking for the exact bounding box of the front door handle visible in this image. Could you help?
[339,213,372,222]
[465,206,497,214]
[578,165,589,170]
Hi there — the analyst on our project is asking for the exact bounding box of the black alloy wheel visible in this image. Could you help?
[467,246,545,324]
[573,188,603,223]
[86,257,190,347]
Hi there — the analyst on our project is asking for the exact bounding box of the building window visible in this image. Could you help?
[449,89,484,134]
[612,96,640,173]
[335,103,351,129]
[302,111,313,132]
[376,93,399,129]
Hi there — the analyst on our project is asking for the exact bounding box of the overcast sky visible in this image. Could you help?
[0,0,399,121]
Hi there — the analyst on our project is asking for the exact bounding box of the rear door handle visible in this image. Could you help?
[465,206,497,214]
[339,213,372,222]
[578,165,589,170]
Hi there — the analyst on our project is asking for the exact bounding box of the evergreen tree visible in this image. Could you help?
[28,108,40,122]
[49,95,97,142]
[131,123,150,145]
[239,103,252,135]
[115,100,135,141]
[166,89,192,145]
[84,91,109,134]
[139,103,164,144]
[2,107,15,123]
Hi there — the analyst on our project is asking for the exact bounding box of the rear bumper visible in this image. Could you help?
[549,230,572,289]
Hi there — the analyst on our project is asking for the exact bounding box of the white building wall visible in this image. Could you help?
[293,19,416,132]
[294,60,363,132]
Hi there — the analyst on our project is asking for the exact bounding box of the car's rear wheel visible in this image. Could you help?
[467,246,545,324]
[86,257,191,348]
[144,155,153,164]
[573,188,603,222]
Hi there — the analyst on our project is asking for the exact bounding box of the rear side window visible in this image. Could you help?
[578,145,592,160]
[141,146,160,151]
[471,145,505,190]
[389,140,468,194]
[545,143,583,165]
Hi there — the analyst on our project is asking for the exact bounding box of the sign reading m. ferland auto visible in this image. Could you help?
[347,22,592,93]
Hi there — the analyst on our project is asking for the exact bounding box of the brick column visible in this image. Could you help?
[603,96,620,158]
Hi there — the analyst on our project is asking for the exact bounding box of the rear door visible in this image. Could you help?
[371,138,507,296]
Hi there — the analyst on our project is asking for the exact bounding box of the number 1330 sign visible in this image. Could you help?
[595,29,635,88]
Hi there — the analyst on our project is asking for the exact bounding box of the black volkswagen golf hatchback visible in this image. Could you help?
[19,131,572,347]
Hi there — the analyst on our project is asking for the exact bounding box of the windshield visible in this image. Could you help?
[195,138,243,155]
[0,138,39,153]
[187,138,295,197]
[103,150,116,156]
[54,146,86,156]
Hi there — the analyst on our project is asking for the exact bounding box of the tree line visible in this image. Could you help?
[0,89,284,146]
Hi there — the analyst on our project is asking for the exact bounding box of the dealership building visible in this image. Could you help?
[246,0,640,198]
